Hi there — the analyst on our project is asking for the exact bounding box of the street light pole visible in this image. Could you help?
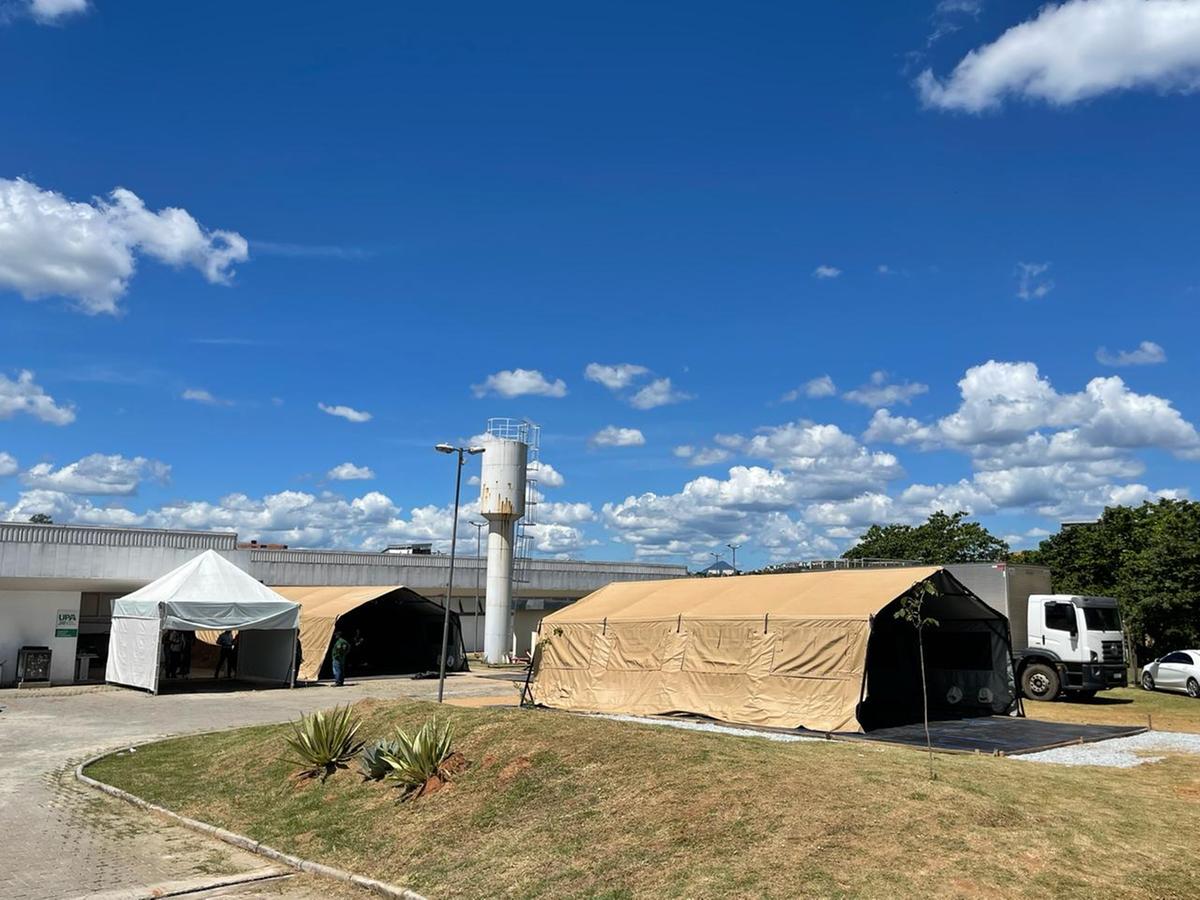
[435,443,485,703]
[727,543,741,574]
[469,520,485,652]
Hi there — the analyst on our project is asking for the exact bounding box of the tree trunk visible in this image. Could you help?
[918,630,934,780]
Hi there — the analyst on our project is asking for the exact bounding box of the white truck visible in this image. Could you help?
[947,563,1128,701]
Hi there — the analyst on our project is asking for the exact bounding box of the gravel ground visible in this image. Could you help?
[1013,730,1200,768]
[595,713,819,743]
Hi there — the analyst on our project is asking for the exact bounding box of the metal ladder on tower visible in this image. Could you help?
[510,421,540,658]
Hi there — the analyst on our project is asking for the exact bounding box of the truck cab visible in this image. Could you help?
[1021,594,1127,700]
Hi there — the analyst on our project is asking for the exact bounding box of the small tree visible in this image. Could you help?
[894,579,940,780]
[29,513,53,524]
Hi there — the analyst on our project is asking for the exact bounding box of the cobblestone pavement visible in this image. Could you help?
[0,674,512,900]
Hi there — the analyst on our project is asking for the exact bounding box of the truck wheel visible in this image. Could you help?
[1188,678,1200,699]
[1141,671,1155,692]
[1022,663,1061,701]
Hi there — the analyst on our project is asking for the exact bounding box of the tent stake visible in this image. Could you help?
[763,613,769,634]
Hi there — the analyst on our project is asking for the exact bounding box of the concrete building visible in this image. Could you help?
[0,521,686,686]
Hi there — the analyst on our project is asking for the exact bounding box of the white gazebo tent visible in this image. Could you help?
[105,549,301,693]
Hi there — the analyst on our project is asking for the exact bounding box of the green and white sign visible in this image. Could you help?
[55,608,79,638]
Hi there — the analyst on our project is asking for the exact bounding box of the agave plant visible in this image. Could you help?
[380,718,455,797]
[359,737,400,781]
[285,704,365,782]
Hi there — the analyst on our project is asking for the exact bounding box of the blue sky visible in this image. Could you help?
[2,0,1199,568]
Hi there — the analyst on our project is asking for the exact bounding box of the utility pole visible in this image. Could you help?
[727,543,741,574]
[434,443,485,702]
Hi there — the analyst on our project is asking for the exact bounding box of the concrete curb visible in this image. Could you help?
[75,745,427,900]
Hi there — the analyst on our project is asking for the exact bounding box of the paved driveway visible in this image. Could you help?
[0,674,511,900]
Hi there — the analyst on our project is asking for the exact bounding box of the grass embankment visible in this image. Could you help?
[88,697,1200,899]
[1027,686,1200,733]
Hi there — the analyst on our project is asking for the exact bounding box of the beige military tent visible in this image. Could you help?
[273,586,466,682]
[529,566,1016,733]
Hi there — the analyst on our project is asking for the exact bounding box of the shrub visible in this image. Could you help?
[359,738,400,781]
[285,704,365,782]
[380,718,456,797]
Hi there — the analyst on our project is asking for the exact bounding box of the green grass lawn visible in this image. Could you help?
[1026,685,1200,733]
[88,697,1200,900]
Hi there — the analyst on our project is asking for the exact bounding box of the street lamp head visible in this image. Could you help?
[467,446,486,455]
[434,443,455,454]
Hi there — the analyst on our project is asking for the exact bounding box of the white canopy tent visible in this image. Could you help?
[105,549,301,693]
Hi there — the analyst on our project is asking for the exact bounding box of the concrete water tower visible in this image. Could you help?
[479,418,529,663]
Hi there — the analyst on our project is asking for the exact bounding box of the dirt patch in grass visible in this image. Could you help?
[86,699,1200,900]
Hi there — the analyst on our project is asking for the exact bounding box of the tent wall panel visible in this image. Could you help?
[105,616,159,692]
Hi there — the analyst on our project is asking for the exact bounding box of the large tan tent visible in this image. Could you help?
[529,566,1016,733]
[274,586,466,681]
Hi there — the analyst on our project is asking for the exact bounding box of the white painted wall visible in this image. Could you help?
[0,590,81,685]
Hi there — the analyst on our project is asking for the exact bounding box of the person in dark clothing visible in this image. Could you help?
[181,631,194,679]
[166,630,185,678]
[331,631,350,686]
[215,629,236,679]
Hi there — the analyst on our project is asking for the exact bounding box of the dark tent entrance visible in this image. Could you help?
[857,571,1018,731]
[273,586,469,682]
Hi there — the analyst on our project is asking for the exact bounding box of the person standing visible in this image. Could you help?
[166,630,185,678]
[215,629,235,679]
[331,631,350,687]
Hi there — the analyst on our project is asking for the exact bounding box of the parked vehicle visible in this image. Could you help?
[947,563,1128,701]
[1140,651,1200,698]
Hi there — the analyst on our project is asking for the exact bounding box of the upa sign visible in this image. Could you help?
[55,608,79,638]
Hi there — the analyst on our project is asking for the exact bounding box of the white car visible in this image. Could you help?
[1140,650,1200,698]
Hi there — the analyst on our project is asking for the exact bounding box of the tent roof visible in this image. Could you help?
[272,585,430,620]
[544,566,950,623]
[112,549,299,630]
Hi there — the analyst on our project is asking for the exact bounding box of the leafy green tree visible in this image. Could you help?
[1029,500,1200,660]
[843,511,1009,564]
[28,513,52,524]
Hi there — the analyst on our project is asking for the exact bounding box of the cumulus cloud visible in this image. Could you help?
[1096,340,1167,366]
[21,453,169,496]
[0,178,247,314]
[29,0,89,22]
[0,452,17,477]
[327,462,375,481]
[532,462,565,488]
[629,377,691,410]
[318,402,372,423]
[781,375,837,402]
[182,388,232,407]
[0,370,75,425]
[812,265,842,279]
[472,368,567,399]
[917,0,1200,113]
[591,426,646,447]
[584,362,650,391]
[843,371,929,408]
[1016,261,1053,300]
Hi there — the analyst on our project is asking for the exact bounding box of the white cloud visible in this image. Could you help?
[0,178,247,315]
[782,375,837,402]
[812,265,842,279]
[917,0,1200,112]
[539,500,595,524]
[0,370,75,425]
[584,362,650,391]
[21,453,169,496]
[29,0,88,23]
[629,377,691,410]
[843,371,929,408]
[182,388,232,407]
[591,426,646,447]
[472,368,567,399]
[1096,340,1167,366]
[673,445,733,467]
[877,264,895,275]
[0,453,17,477]
[531,461,565,488]
[318,402,372,423]
[1016,262,1053,300]
[327,462,375,481]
